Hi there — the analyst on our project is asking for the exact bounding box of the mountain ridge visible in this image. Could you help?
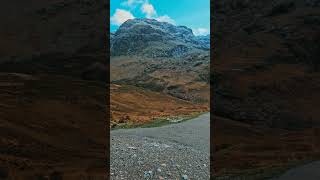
[110,18,210,57]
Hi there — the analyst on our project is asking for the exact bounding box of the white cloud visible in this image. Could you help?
[118,1,175,27]
[156,15,175,25]
[193,28,210,36]
[111,9,135,26]
[141,2,156,18]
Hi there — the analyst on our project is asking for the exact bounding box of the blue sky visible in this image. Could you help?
[110,0,210,36]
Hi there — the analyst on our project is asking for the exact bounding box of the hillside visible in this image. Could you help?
[213,0,320,177]
[111,55,210,103]
[0,73,107,179]
[111,84,208,127]
[0,0,108,178]
[213,0,320,128]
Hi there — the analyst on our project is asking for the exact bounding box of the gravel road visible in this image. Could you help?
[110,113,210,180]
[272,161,320,180]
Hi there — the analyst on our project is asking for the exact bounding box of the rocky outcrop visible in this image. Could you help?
[111,18,209,57]
[194,35,210,49]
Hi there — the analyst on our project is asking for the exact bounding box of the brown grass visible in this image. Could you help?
[110,84,208,126]
[0,73,106,178]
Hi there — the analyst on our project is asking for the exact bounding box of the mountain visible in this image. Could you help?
[110,19,210,104]
[110,18,210,125]
[111,18,209,57]
[195,34,210,49]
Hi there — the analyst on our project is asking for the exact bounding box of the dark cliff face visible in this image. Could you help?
[213,0,320,129]
[111,18,210,57]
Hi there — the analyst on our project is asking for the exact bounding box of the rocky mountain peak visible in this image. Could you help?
[111,18,209,57]
[117,18,194,38]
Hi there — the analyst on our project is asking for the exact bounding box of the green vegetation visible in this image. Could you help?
[112,111,207,130]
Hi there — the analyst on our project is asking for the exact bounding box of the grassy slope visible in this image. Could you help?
[110,55,210,128]
[111,84,208,128]
[111,56,210,104]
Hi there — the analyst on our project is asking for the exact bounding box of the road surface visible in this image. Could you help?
[272,161,320,180]
[110,113,210,180]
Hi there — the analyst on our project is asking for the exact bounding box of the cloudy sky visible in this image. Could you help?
[110,0,210,36]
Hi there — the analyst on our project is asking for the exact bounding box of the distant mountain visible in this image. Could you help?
[110,18,209,57]
[195,34,210,49]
